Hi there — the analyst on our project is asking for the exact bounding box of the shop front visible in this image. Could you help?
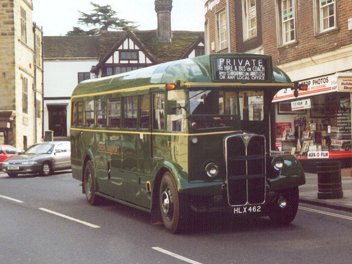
[273,73,352,172]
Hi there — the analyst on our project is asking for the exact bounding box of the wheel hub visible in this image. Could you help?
[161,189,172,216]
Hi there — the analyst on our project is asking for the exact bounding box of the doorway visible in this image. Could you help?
[48,105,67,137]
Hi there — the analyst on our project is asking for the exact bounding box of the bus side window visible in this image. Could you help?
[72,101,83,127]
[139,94,150,130]
[96,98,107,128]
[84,99,95,127]
[108,97,121,128]
[153,93,165,130]
[124,96,138,129]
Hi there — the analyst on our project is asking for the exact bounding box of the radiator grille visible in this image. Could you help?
[225,134,266,206]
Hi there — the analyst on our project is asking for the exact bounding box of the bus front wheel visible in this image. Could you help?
[268,187,299,225]
[159,172,188,233]
[83,160,101,205]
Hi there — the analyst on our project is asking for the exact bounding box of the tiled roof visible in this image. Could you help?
[43,36,101,59]
[43,30,204,63]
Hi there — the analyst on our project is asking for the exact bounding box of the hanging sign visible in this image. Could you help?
[291,98,311,111]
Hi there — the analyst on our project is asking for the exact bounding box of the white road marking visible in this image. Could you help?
[0,195,24,204]
[300,206,352,221]
[39,208,100,229]
[152,247,203,264]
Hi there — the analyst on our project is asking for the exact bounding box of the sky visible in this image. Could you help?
[32,0,205,36]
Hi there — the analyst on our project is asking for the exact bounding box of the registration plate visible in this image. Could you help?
[7,166,20,171]
[233,205,262,214]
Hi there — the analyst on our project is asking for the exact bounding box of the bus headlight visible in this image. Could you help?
[272,158,284,171]
[205,162,219,178]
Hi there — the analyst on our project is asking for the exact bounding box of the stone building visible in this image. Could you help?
[204,0,352,168]
[0,0,43,149]
[43,0,204,139]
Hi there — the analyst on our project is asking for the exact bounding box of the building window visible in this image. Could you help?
[22,77,28,113]
[20,7,27,43]
[195,46,205,57]
[35,35,42,67]
[318,0,336,32]
[242,0,257,40]
[120,51,138,60]
[216,10,227,50]
[278,0,296,45]
[78,72,91,83]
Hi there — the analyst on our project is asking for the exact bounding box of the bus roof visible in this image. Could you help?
[72,54,292,97]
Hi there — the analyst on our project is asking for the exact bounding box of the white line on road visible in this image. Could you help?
[0,195,24,204]
[300,206,352,221]
[152,247,203,264]
[39,208,101,229]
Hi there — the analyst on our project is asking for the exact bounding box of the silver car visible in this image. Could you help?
[2,141,71,177]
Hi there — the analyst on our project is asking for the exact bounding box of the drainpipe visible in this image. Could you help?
[33,23,37,143]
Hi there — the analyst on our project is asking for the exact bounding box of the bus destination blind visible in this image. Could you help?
[214,56,269,82]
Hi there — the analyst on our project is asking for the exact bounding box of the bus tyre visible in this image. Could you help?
[83,160,101,205]
[41,162,52,176]
[159,172,188,233]
[268,187,299,225]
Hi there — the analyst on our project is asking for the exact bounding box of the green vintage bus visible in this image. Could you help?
[70,53,305,233]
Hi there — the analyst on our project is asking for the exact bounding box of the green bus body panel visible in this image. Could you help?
[70,53,304,215]
[72,54,292,97]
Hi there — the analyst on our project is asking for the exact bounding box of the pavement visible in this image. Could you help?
[299,169,352,212]
[1,169,352,212]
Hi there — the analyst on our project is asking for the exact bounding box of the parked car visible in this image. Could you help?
[0,145,20,170]
[2,141,71,177]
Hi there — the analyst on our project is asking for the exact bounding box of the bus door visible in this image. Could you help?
[121,94,152,208]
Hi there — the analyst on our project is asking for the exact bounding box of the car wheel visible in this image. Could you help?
[83,160,101,205]
[159,171,189,233]
[268,187,299,225]
[7,173,17,178]
[41,162,52,176]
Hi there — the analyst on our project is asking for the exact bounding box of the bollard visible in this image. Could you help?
[316,161,343,199]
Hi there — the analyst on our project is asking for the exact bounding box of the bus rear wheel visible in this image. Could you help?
[268,187,299,225]
[159,171,188,233]
[83,160,101,205]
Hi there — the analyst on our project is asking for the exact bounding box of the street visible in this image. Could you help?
[1,172,351,264]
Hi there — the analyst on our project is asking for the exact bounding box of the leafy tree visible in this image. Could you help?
[67,2,137,36]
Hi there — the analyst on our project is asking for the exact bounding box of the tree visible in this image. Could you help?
[67,2,137,36]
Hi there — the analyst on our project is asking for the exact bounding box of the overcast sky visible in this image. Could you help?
[32,0,205,36]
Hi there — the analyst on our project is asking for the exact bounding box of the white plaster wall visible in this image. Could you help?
[44,59,97,97]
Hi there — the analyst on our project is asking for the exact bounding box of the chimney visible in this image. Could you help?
[155,0,173,42]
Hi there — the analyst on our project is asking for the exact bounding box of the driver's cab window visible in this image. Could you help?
[167,90,187,132]
[239,91,264,121]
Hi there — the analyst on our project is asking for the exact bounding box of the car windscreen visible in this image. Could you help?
[25,144,54,154]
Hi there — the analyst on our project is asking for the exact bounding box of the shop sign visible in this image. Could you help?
[307,151,329,159]
[338,76,352,92]
[291,99,311,111]
[273,74,337,102]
